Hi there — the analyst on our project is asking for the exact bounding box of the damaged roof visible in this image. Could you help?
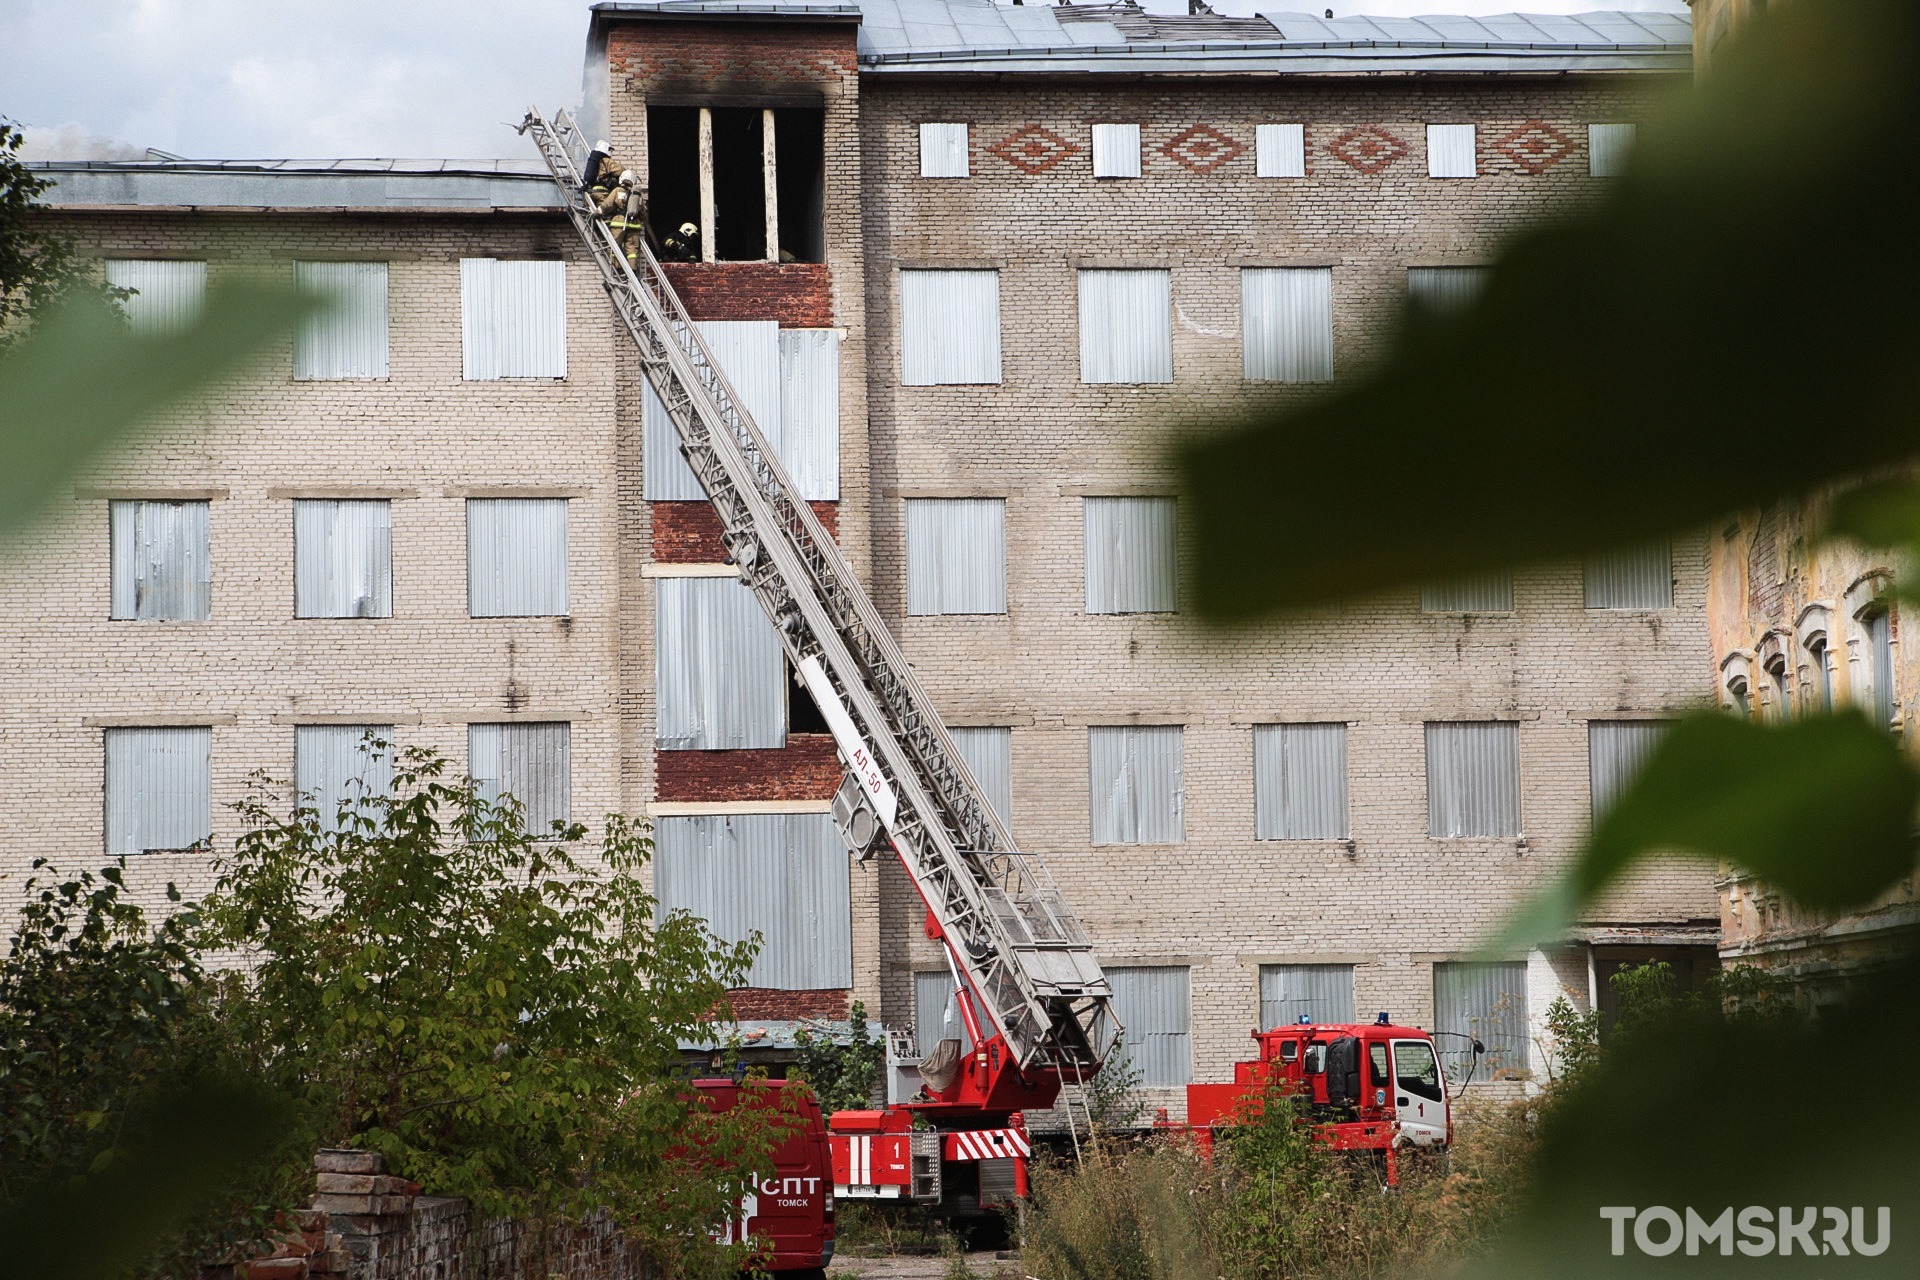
[592,0,1691,74]
[28,158,565,213]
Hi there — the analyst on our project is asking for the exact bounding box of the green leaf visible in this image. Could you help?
[1501,710,1919,949]
[1178,0,1920,619]
[0,281,306,540]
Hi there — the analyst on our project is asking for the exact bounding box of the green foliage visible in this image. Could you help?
[792,1000,884,1114]
[1541,997,1600,1085]
[1081,1036,1146,1133]
[197,744,779,1273]
[0,119,94,344]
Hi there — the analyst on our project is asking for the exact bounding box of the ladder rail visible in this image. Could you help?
[523,108,1115,1073]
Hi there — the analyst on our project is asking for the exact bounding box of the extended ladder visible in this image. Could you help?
[521,108,1115,1077]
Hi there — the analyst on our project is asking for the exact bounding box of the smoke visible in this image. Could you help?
[15,123,150,162]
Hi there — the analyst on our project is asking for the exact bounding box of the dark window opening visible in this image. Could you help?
[709,107,767,262]
[647,105,826,264]
[773,108,825,263]
[647,106,701,255]
[788,662,831,735]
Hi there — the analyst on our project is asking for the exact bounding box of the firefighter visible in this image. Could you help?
[598,170,648,267]
[662,220,702,263]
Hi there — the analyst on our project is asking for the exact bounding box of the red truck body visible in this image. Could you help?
[694,1078,835,1273]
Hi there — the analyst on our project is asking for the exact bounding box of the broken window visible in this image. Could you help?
[905,498,1006,615]
[295,261,389,379]
[469,722,571,834]
[294,499,391,619]
[460,259,566,379]
[1089,725,1183,845]
[1084,497,1178,615]
[110,500,210,621]
[467,498,568,617]
[647,105,825,263]
[106,260,205,335]
[1105,966,1191,1086]
[105,726,211,855]
[1259,964,1354,1029]
[294,725,393,833]
[1253,724,1348,840]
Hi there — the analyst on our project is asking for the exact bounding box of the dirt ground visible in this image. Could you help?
[827,1251,1027,1279]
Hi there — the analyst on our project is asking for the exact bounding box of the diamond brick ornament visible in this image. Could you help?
[1493,120,1573,174]
[1160,124,1245,174]
[1324,125,1408,175]
[988,124,1082,174]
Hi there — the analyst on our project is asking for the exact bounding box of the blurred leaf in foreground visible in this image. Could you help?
[0,281,305,539]
[1501,710,1920,950]
[1825,479,1920,594]
[0,1078,288,1280]
[1180,0,1920,620]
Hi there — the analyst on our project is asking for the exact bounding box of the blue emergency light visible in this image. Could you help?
[1376,1011,1390,1025]
[1298,1014,1311,1025]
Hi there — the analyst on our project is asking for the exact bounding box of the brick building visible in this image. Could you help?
[13,0,1715,1110]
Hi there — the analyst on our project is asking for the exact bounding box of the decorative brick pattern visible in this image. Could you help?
[652,500,839,564]
[1159,124,1245,174]
[1492,120,1574,174]
[653,735,842,803]
[1324,125,1408,174]
[988,124,1082,174]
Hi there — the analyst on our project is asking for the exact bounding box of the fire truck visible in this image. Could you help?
[525,110,1119,1223]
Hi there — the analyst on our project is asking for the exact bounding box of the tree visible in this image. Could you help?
[0,119,93,346]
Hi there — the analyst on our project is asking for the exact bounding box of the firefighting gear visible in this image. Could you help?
[663,221,701,262]
[583,140,615,190]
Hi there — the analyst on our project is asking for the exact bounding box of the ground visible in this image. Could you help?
[828,1251,1023,1279]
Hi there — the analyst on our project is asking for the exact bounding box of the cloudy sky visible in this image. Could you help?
[3,0,1688,161]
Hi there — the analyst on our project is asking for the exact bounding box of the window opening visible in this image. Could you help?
[648,105,825,264]
[1808,636,1833,711]
[1764,654,1791,722]
[787,661,831,735]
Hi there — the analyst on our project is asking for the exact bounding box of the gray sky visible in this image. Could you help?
[3,0,1688,162]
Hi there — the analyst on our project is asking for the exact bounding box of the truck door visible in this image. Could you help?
[1390,1039,1447,1146]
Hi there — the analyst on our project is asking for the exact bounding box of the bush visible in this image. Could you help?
[791,1000,884,1114]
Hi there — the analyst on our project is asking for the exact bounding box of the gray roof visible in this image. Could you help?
[29,158,564,213]
[593,0,1691,74]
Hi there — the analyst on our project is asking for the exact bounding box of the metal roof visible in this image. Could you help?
[594,0,1691,74]
[28,158,565,213]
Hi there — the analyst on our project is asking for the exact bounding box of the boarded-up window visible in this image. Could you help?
[1426,722,1520,837]
[656,813,852,988]
[1420,572,1512,613]
[1427,124,1477,178]
[1092,123,1141,178]
[655,575,786,750]
[1253,723,1348,840]
[918,123,970,178]
[1107,966,1191,1086]
[1259,963,1355,1029]
[294,500,391,619]
[1084,497,1177,614]
[914,969,970,1050]
[1589,720,1666,820]
[950,726,1012,828]
[105,727,211,855]
[905,498,1006,616]
[467,498,567,617]
[460,259,566,379]
[106,260,206,335]
[294,725,393,833]
[899,269,1001,385]
[469,722,571,834]
[1089,725,1183,845]
[777,328,841,500]
[1433,961,1527,1076]
[1867,608,1896,727]
[1588,123,1637,177]
[1241,268,1333,383]
[644,319,790,500]
[1079,269,1172,384]
[293,261,388,380]
[110,500,210,621]
[1407,266,1489,317]
[1255,124,1306,178]
[1584,541,1672,609]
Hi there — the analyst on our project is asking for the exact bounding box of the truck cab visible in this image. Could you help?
[694,1078,836,1275]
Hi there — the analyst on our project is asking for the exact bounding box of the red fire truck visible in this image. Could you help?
[697,1078,837,1276]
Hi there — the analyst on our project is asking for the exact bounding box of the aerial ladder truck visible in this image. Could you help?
[521,108,1118,1220]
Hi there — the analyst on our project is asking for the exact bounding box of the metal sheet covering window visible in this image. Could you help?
[1253,723,1348,840]
[949,726,1012,828]
[1867,609,1896,727]
[918,123,970,178]
[1584,540,1671,609]
[1407,266,1490,317]
[105,260,205,335]
[1089,725,1183,845]
[1259,964,1355,1029]
[1589,720,1667,820]
[656,813,852,989]
[1255,124,1306,178]
[1433,961,1527,1076]
[644,319,775,500]
[294,725,393,833]
[899,270,1001,385]
[777,328,841,500]
[905,498,1006,616]
[1091,123,1141,178]
[294,500,391,619]
[1426,722,1521,837]
[460,258,567,379]
[1079,269,1172,385]
[1426,124,1478,178]
[1106,966,1191,1087]
[293,261,388,380]
[1083,497,1177,615]
[109,500,210,621]
[914,969,970,1051]
[1241,268,1333,383]
[1420,572,1512,613]
[105,727,211,855]
[1588,123,1637,177]
[655,575,786,750]
[468,722,571,834]
[466,498,567,617]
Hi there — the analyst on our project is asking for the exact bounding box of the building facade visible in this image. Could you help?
[13,0,1715,1111]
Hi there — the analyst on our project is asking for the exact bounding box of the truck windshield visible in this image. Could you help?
[1394,1040,1443,1102]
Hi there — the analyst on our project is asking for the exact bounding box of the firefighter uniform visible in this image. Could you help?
[662,221,702,263]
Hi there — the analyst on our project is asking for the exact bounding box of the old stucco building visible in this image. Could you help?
[10,0,1715,1110]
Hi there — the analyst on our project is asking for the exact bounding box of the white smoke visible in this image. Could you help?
[15,123,150,162]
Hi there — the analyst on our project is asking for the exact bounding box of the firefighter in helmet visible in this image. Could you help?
[662,221,701,263]
[597,170,648,268]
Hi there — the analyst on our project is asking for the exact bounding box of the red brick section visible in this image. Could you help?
[653,500,839,563]
[608,20,856,97]
[662,263,834,327]
[729,987,850,1021]
[655,734,841,803]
